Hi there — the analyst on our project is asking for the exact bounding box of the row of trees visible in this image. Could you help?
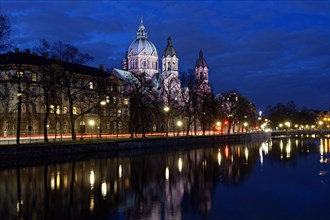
[126,68,259,138]
[264,101,317,128]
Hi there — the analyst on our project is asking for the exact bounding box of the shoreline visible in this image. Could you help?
[0,132,271,169]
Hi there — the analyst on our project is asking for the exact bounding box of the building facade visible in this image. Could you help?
[0,51,129,138]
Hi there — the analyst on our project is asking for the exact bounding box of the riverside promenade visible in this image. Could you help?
[0,132,270,168]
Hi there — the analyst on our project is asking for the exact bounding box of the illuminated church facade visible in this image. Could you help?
[121,19,210,98]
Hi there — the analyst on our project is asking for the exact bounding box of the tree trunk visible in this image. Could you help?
[16,94,22,144]
[43,109,49,142]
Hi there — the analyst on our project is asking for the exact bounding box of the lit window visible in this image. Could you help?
[31,73,37,82]
[56,106,61,114]
[50,105,55,113]
[17,71,24,78]
[63,107,68,114]
[4,71,9,80]
[73,107,77,115]
[106,96,110,103]
[124,98,129,106]
[89,82,93,89]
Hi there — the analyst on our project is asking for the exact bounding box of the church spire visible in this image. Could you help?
[137,17,148,39]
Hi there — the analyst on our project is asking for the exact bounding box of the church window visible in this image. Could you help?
[142,60,146,68]
[168,62,171,71]
[200,72,204,80]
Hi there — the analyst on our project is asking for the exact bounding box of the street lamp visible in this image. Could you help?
[285,121,291,128]
[215,121,221,135]
[164,106,170,136]
[176,120,182,136]
[244,122,248,133]
[89,119,95,140]
[279,123,283,130]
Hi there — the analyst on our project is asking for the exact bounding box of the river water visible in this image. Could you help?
[0,137,329,220]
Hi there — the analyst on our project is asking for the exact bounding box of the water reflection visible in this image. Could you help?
[0,138,329,220]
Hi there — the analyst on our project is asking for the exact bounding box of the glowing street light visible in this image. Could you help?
[89,119,95,140]
[285,121,291,128]
[164,106,170,136]
[177,120,182,136]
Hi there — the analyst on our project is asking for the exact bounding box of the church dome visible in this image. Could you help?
[128,38,157,55]
[195,50,208,68]
[163,36,177,57]
[127,19,158,56]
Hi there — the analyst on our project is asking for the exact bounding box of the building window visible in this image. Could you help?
[63,106,68,114]
[56,106,61,114]
[4,71,10,80]
[73,107,77,115]
[32,104,37,113]
[50,105,55,113]
[124,98,129,106]
[32,89,37,97]
[89,82,94,89]
[31,73,37,82]
[106,96,110,103]
[17,71,24,78]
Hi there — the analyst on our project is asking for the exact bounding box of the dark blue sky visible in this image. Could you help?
[1,0,329,110]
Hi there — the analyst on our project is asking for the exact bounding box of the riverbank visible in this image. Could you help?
[0,132,270,168]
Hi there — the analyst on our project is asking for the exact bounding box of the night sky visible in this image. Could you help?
[1,0,329,111]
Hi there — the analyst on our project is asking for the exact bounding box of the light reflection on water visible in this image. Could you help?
[0,138,329,220]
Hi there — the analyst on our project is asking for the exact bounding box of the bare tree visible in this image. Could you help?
[179,71,203,136]
[33,39,58,142]
[51,41,96,140]
[127,73,154,138]
[160,74,180,136]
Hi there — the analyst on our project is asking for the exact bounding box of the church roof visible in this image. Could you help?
[163,37,178,57]
[195,50,208,68]
[111,68,141,86]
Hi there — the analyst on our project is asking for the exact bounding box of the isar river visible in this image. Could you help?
[0,137,329,220]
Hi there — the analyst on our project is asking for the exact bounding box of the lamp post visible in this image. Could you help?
[100,101,106,139]
[319,121,323,135]
[176,120,182,136]
[285,121,290,136]
[164,106,170,137]
[89,119,95,141]
[216,121,221,135]
[243,122,248,133]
